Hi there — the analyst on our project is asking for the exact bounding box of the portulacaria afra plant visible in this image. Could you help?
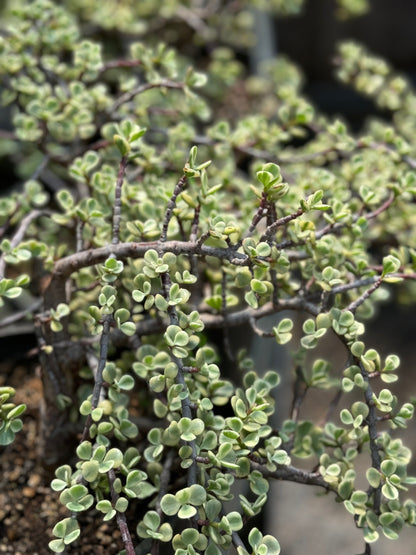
[0,1,415,554]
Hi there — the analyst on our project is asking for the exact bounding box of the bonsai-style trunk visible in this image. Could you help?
[36,273,85,466]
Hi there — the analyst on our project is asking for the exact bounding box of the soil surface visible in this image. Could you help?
[0,362,123,554]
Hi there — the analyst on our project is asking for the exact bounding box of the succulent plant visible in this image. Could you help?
[0,1,414,553]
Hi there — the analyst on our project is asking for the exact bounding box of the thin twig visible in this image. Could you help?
[249,459,334,491]
[80,315,112,442]
[158,178,198,488]
[108,468,136,555]
[195,230,210,249]
[160,271,198,487]
[365,194,395,221]
[30,154,50,181]
[260,207,304,242]
[337,334,382,513]
[189,203,201,243]
[360,360,382,512]
[345,276,383,314]
[112,156,128,246]
[329,276,377,296]
[248,316,274,337]
[290,366,308,423]
[99,59,142,74]
[159,175,187,243]
[274,192,396,252]
[0,209,50,278]
[111,80,184,113]
[0,299,42,329]
[247,192,268,236]
[266,199,280,306]
[188,204,202,300]
[175,5,213,37]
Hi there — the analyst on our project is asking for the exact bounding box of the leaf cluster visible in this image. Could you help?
[0,1,415,554]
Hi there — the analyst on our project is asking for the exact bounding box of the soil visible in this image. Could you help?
[0,363,123,554]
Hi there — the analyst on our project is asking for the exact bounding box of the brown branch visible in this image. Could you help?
[159,175,187,243]
[290,366,309,423]
[50,240,247,281]
[248,316,274,337]
[157,177,198,486]
[365,194,395,221]
[329,276,377,295]
[110,80,184,113]
[0,299,42,329]
[274,190,397,252]
[247,192,268,236]
[336,334,382,513]
[346,275,383,314]
[250,460,333,491]
[360,360,382,513]
[99,59,142,74]
[260,207,304,242]
[108,468,135,555]
[0,209,51,278]
[175,5,213,37]
[80,315,112,442]
[160,269,198,488]
[112,156,128,246]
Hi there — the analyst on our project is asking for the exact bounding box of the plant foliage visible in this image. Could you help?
[0,0,415,553]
